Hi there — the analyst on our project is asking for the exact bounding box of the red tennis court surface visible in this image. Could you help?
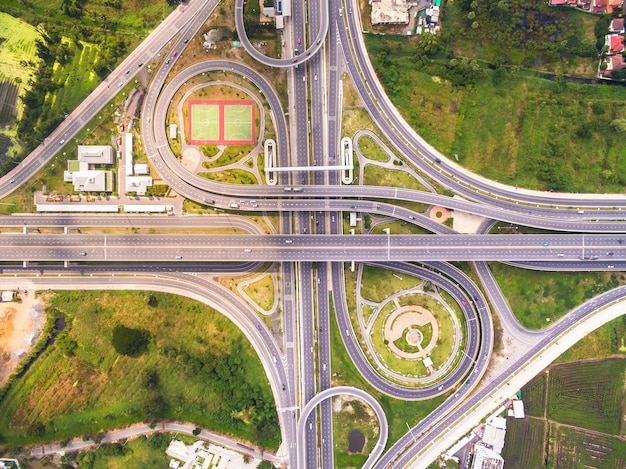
[187,100,255,145]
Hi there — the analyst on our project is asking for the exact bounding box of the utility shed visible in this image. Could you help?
[512,400,525,418]
[1,291,15,302]
[169,124,178,140]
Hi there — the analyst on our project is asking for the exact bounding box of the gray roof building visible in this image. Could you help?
[77,145,114,165]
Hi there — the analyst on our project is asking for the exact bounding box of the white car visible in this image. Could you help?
[78,252,87,256]
[175,255,183,259]
[285,239,293,244]
[244,249,252,253]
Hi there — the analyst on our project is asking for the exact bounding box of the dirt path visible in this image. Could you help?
[0,290,43,386]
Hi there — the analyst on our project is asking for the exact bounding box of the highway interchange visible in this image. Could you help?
[4,0,626,468]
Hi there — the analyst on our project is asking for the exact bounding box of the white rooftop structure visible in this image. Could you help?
[371,0,410,25]
[281,0,292,16]
[471,444,504,469]
[126,176,153,196]
[65,170,113,193]
[487,416,506,429]
[169,124,178,140]
[482,423,506,454]
[1,291,15,302]
[134,164,150,175]
[125,133,134,176]
[77,145,114,165]
[276,15,284,29]
[512,399,525,418]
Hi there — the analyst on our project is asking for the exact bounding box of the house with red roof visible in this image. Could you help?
[592,0,608,12]
[607,0,623,13]
[610,18,625,34]
[602,54,626,76]
[606,34,625,54]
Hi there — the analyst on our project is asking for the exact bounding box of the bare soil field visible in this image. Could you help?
[0,290,43,386]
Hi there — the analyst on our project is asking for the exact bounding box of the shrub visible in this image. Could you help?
[111,325,149,356]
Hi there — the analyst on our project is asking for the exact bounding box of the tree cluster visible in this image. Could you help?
[456,0,592,67]
[111,325,150,357]
[161,341,279,442]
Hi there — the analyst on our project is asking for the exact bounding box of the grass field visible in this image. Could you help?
[364,33,626,193]
[501,417,545,469]
[556,426,626,469]
[489,262,626,329]
[333,397,379,469]
[363,164,428,191]
[0,290,279,449]
[357,135,390,163]
[547,359,626,434]
[360,265,421,303]
[556,315,626,363]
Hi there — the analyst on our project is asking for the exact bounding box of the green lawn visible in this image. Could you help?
[357,135,390,163]
[0,291,280,450]
[360,265,422,303]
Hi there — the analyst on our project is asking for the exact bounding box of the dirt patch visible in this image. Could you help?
[0,290,44,386]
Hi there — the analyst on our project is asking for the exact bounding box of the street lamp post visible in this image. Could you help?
[383,228,390,261]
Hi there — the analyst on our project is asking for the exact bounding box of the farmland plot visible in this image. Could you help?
[522,371,547,418]
[501,417,545,469]
[547,359,626,434]
[45,39,100,121]
[0,12,41,121]
[556,426,626,469]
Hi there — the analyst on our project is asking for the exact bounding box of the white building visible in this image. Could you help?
[77,145,114,165]
[125,133,134,176]
[126,176,153,196]
[169,124,178,140]
[471,444,504,469]
[134,164,150,175]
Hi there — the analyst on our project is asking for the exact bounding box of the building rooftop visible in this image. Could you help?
[472,444,504,469]
[77,145,114,165]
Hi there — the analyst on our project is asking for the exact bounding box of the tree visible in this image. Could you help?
[140,368,159,389]
[141,392,165,420]
[58,332,78,356]
[111,325,149,356]
[610,118,626,133]
[192,427,202,436]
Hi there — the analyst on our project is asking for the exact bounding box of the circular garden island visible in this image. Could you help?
[368,292,465,386]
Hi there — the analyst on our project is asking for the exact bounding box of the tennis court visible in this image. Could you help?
[187,100,255,145]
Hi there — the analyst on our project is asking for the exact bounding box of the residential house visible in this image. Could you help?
[608,0,623,13]
[606,33,625,55]
[610,17,625,34]
[603,54,626,76]
[578,0,592,9]
[592,0,608,12]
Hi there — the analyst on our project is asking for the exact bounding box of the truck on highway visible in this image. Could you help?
[229,203,240,209]
[283,187,292,192]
